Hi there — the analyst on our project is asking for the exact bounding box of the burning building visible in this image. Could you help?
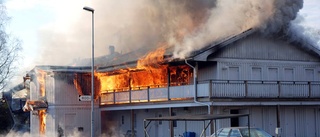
[24,67,101,137]
[25,28,320,137]
[95,28,320,137]
[23,0,320,137]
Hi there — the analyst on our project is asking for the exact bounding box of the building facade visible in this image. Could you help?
[99,31,320,137]
[27,68,101,137]
[27,30,320,137]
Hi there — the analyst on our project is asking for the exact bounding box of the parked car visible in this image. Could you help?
[210,127,273,137]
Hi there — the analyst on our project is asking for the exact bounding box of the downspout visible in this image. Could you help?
[185,59,211,136]
[185,59,211,114]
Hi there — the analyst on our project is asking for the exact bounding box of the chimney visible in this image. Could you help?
[109,45,115,55]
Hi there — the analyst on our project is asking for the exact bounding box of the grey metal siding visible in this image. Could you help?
[217,61,320,81]
[50,73,97,106]
[46,75,55,105]
[278,107,320,137]
[281,107,295,137]
[261,107,277,135]
[305,108,316,137]
[250,107,263,128]
[45,108,57,136]
[170,85,194,98]
[30,107,101,137]
[52,107,100,137]
[103,106,320,137]
[210,106,320,137]
[29,71,101,136]
[101,110,131,136]
[108,107,211,137]
[198,62,217,81]
[30,113,39,136]
[30,81,39,100]
[316,108,320,137]
[209,35,320,61]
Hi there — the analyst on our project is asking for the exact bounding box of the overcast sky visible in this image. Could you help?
[3,0,320,87]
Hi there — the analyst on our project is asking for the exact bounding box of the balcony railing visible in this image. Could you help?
[100,80,320,105]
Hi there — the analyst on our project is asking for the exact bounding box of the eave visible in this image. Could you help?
[190,28,255,61]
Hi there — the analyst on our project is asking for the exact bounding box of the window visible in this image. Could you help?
[252,67,262,80]
[78,127,84,132]
[305,69,314,81]
[229,67,240,80]
[268,68,278,81]
[284,68,294,81]
[158,114,162,125]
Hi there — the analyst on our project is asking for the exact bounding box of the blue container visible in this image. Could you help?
[183,132,195,137]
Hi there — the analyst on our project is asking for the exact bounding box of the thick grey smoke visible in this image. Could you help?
[36,0,304,65]
[172,0,304,58]
[286,15,320,48]
[261,0,303,34]
[36,0,216,65]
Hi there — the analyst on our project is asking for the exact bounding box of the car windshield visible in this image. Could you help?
[211,128,272,137]
[239,128,272,137]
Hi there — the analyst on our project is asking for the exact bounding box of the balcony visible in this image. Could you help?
[100,80,320,105]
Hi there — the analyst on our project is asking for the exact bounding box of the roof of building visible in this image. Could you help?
[95,28,257,72]
[33,65,92,73]
[33,28,320,73]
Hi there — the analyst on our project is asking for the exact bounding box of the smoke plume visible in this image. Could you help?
[172,0,304,58]
[286,15,320,49]
[36,0,304,65]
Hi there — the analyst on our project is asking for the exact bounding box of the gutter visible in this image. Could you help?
[185,59,211,114]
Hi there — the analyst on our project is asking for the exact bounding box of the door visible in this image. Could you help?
[230,109,249,127]
[230,110,239,127]
[284,108,295,137]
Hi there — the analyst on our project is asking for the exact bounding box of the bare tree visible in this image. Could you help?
[0,5,22,92]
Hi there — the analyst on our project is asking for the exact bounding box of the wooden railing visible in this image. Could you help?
[100,80,320,105]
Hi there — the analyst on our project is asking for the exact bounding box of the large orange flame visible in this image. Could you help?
[36,69,47,135]
[74,73,102,99]
[74,46,192,99]
[98,47,169,92]
[37,69,46,97]
[39,109,47,135]
[136,47,166,69]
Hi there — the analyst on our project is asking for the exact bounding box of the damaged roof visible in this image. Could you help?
[98,28,320,71]
[96,28,257,72]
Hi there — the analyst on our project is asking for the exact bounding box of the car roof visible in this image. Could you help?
[222,127,259,129]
